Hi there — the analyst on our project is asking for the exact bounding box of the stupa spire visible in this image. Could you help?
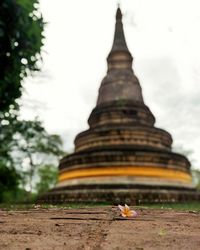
[110,7,129,53]
[97,7,143,106]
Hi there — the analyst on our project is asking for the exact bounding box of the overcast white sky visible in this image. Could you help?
[20,0,200,169]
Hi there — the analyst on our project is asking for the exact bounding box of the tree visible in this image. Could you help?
[0,163,20,202]
[0,110,21,202]
[0,0,44,112]
[36,164,58,195]
[0,1,65,203]
[192,170,200,190]
[12,119,64,195]
[0,0,45,203]
[173,145,200,189]
[0,117,64,203]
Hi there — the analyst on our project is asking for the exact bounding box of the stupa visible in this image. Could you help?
[43,8,199,204]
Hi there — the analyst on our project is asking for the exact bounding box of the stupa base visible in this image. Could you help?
[39,185,200,205]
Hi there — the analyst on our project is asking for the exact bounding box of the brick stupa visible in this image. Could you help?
[43,8,199,204]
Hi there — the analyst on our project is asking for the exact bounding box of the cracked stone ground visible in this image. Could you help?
[0,206,200,250]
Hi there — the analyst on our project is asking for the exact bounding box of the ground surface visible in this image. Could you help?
[0,206,200,250]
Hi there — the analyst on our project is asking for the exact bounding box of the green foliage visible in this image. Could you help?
[36,164,58,195]
[0,1,64,204]
[0,109,21,202]
[0,117,64,203]
[0,165,20,202]
[14,120,64,156]
[0,0,45,202]
[192,170,200,189]
[0,0,44,112]
[11,119,64,194]
[141,202,200,211]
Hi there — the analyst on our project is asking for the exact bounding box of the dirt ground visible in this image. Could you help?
[0,206,199,250]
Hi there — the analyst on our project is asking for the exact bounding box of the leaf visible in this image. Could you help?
[158,229,166,236]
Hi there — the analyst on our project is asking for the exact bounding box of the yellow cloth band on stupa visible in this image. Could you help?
[59,166,192,183]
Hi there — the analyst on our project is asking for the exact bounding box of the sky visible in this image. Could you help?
[20,0,200,169]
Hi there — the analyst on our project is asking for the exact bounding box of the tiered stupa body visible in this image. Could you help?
[44,8,198,203]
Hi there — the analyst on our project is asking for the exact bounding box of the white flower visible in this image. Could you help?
[118,204,138,218]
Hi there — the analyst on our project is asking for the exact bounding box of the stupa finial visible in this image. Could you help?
[116,3,122,20]
[109,6,130,54]
[117,0,121,9]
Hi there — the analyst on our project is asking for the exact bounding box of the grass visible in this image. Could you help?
[0,204,35,210]
[0,201,200,211]
[138,201,200,211]
[39,202,111,209]
[0,202,111,210]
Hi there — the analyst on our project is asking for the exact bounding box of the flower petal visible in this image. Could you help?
[125,204,130,210]
[121,212,127,217]
[118,205,125,212]
[129,210,138,217]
